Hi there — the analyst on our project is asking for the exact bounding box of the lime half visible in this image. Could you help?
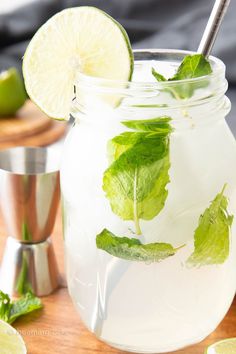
[205,338,236,354]
[23,6,133,120]
[0,68,27,117]
[0,320,26,354]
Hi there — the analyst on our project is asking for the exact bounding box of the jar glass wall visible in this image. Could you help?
[60,50,236,353]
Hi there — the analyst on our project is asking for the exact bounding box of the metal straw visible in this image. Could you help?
[197,0,231,57]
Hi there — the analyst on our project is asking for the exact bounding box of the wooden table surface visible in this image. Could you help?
[0,100,67,149]
[0,210,236,354]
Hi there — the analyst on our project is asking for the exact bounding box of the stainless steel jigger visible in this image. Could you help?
[0,147,61,296]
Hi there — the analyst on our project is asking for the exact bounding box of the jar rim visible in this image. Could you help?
[75,48,225,89]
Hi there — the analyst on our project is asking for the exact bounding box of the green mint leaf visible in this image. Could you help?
[152,54,212,99]
[103,118,172,234]
[187,185,233,267]
[172,54,212,81]
[170,54,212,99]
[9,292,42,324]
[106,132,138,164]
[0,290,42,324]
[96,228,182,262]
[131,104,168,108]
[122,116,173,133]
[0,291,12,322]
[151,67,167,82]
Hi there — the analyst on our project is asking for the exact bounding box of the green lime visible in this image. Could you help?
[205,338,236,354]
[0,68,27,117]
[0,320,27,353]
[23,6,133,120]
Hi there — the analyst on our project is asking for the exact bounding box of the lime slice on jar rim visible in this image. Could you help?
[0,320,27,354]
[23,6,134,120]
[205,338,236,354]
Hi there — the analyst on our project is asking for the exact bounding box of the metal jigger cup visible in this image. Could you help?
[0,147,61,296]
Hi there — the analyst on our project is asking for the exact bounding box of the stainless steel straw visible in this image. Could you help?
[197,0,231,57]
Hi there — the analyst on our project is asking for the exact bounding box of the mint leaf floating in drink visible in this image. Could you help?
[132,104,168,108]
[103,117,172,235]
[152,54,212,99]
[96,229,183,262]
[171,54,212,80]
[171,54,212,98]
[151,67,167,82]
[122,116,172,133]
[0,291,42,324]
[187,185,233,267]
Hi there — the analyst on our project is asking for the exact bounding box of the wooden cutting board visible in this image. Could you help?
[0,100,67,148]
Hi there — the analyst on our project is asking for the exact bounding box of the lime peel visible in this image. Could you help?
[205,338,236,354]
[0,320,27,354]
[0,68,27,117]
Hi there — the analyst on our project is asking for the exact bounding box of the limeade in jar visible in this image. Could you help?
[61,50,236,353]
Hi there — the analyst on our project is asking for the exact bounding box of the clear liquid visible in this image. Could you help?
[61,60,236,353]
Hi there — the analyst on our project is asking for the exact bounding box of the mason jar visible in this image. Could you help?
[60,49,236,353]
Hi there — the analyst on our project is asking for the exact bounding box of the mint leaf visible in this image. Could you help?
[103,117,172,234]
[171,54,212,81]
[122,116,173,133]
[170,54,212,99]
[152,54,212,99]
[187,185,233,267]
[131,104,168,108]
[96,228,182,262]
[151,67,166,82]
[0,291,12,322]
[9,292,42,324]
[0,290,42,324]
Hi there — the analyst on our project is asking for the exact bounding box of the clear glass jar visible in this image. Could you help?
[60,50,236,353]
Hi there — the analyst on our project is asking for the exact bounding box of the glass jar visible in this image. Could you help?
[60,50,236,353]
